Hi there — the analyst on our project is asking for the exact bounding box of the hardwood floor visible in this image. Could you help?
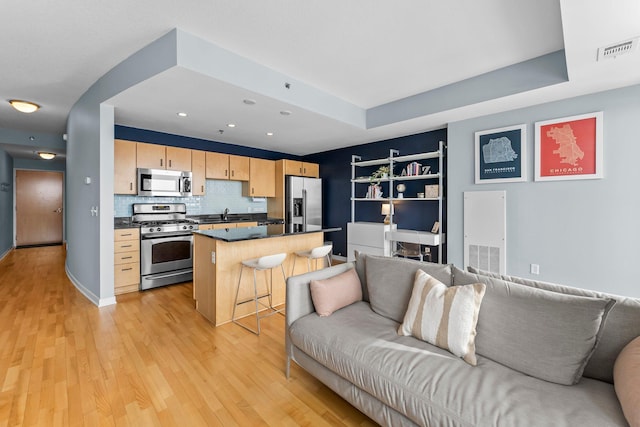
[0,246,376,426]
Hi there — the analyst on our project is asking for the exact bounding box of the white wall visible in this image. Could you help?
[448,84,640,297]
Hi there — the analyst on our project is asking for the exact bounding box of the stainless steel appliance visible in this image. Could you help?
[285,176,322,232]
[137,168,192,197]
[132,203,199,290]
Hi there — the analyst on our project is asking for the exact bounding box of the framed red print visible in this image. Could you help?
[534,112,603,181]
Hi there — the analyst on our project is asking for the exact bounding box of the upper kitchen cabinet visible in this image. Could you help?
[205,153,250,181]
[136,143,192,171]
[191,150,206,196]
[284,160,319,178]
[243,158,275,197]
[114,139,137,194]
[136,142,166,169]
[166,147,192,171]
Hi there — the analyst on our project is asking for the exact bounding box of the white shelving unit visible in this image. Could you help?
[350,141,445,262]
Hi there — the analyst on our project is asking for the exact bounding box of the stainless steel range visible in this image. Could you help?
[132,203,199,290]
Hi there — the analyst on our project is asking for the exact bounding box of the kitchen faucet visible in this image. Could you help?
[223,208,229,221]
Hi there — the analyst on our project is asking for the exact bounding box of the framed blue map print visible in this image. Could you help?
[475,124,527,184]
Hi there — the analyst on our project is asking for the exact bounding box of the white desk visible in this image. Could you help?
[385,229,445,246]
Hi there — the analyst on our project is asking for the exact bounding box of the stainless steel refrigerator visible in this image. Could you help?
[286,176,322,232]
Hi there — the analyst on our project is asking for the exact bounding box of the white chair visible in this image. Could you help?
[232,252,287,335]
[292,244,332,275]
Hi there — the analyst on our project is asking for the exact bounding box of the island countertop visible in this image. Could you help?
[193,225,341,242]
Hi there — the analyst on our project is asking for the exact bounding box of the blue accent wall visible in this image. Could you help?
[304,128,447,259]
[115,125,300,160]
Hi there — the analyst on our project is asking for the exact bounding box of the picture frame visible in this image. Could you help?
[535,111,604,181]
[534,112,603,181]
[475,124,527,184]
[431,221,440,234]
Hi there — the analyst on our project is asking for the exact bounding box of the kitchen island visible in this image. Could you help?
[193,225,340,326]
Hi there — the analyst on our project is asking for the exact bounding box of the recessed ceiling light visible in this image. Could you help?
[37,152,56,160]
[227,123,236,128]
[266,132,274,136]
[177,112,188,117]
[10,100,40,113]
[280,110,291,116]
[243,99,256,105]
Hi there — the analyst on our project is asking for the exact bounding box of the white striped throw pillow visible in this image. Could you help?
[398,270,486,365]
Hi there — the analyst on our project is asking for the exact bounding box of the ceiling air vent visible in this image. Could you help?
[597,38,639,61]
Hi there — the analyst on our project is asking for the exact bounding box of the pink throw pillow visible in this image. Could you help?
[614,336,640,427]
[310,268,363,317]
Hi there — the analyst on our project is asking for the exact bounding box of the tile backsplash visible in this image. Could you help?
[114,180,267,217]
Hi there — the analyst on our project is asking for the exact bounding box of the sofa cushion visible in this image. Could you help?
[289,301,626,426]
[365,254,452,323]
[453,267,615,385]
[353,250,369,302]
[310,268,362,316]
[468,266,640,384]
[614,336,640,427]
[398,270,485,365]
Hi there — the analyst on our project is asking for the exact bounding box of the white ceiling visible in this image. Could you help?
[1,0,640,158]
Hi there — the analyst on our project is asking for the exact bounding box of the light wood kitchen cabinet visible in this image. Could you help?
[114,139,137,194]
[166,146,192,171]
[284,160,319,178]
[136,143,192,171]
[114,228,140,295]
[136,142,166,169]
[243,158,275,197]
[205,153,250,181]
[191,150,206,195]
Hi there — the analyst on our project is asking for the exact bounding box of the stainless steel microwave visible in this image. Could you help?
[137,168,192,197]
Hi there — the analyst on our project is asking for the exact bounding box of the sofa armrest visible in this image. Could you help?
[285,262,355,373]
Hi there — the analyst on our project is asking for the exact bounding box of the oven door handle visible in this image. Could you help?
[141,233,194,241]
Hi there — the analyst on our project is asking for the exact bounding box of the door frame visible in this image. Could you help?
[13,168,66,248]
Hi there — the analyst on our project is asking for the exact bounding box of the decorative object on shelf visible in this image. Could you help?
[534,112,603,181]
[369,165,391,185]
[431,221,440,233]
[417,192,425,198]
[381,203,394,224]
[424,184,439,199]
[406,162,422,176]
[475,124,527,184]
[422,166,431,175]
[396,183,406,198]
[366,184,383,199]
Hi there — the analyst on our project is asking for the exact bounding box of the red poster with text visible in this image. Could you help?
[539,117,597,177]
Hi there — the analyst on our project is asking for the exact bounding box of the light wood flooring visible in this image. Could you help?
[0,246,376,426]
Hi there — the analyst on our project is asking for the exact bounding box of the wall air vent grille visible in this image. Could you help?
[598,38,638,61]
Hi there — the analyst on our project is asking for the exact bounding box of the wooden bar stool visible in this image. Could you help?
[232,253,287,335]
[291,244,332,275]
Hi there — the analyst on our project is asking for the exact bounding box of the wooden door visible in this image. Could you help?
[136,142,166,169]
[114,139,137,194]
[191,150,206,195]
[166,147,192,171]
[205,152,229,179]
[15,170,63,247]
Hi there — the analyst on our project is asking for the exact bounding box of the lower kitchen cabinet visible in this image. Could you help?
[114,228,140,295]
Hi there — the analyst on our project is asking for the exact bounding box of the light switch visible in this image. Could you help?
[84,177,91,185]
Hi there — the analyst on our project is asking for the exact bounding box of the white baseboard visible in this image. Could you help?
[65,262,117,307]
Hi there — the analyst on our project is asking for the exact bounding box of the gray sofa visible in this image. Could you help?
[285,253,640,427]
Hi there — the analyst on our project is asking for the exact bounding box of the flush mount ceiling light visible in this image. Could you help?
[37,152,56,160]
[266,132,274,136]
[10,99,40,113]
[176,112,188,117]
[227,123,236,128]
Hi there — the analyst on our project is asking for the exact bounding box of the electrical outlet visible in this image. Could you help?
[211,251,216,264]
[530,264,540,275]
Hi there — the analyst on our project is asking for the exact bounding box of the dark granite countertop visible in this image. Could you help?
[114,217,140,229]
[194,226,341,242]
[115,214,284,229]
